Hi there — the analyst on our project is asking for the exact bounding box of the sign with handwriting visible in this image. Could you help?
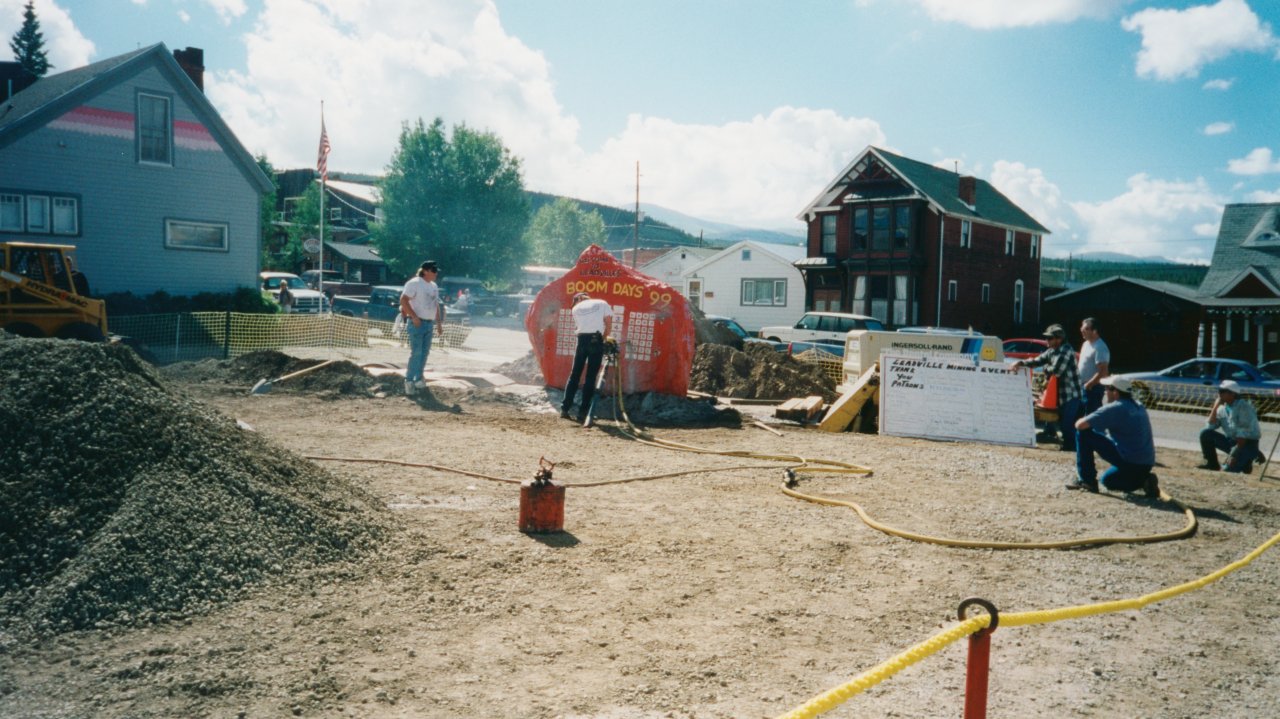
[880,352,1035,447]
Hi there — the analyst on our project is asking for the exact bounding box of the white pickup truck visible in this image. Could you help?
[260,272,329,314]
[758,311,884,346]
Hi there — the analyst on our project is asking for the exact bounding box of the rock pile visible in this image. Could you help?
[689,343,837,401]
[0,337,388,639]
[161,350,394,396]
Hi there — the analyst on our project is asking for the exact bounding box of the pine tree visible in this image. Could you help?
[10,0,51,77]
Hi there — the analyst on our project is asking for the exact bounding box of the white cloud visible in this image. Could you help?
[1202,78,1234,90]
[1226,147,1280,175]
[1246,188,1280,202]
[0,0,94,70]
[202,0,248,23]
[1069,174,1224,262]
[178,9,190,23]
[989,160,1071,233]
[207,0,885,228]
[908,0,1127,29]
[1203,121,1234,135]
[1121,0,1276,80]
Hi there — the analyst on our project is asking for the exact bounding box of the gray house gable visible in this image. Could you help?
[1199,203,1280,299]
[0,43,272,297]
[0,44,271,194]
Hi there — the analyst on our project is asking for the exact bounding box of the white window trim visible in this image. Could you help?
[26,195,49,233]
[0,193,23,231]
[1031,234,1040,259]
[137,92,173,166]
[981,283,991,304]
[52,197,79,235]
[1005,229,1014,256]
[960,219,971,248]
[947,279,957,302]
[165,219,229,252]
[741,277,787,307]
[1014,279,1025,324]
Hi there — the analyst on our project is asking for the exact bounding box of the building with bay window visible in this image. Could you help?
[796,146,1049,338]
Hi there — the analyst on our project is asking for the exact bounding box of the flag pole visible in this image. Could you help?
[318,101,326,299]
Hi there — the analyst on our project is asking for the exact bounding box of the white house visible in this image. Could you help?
[638,246,717,295]
[681,241,806,331]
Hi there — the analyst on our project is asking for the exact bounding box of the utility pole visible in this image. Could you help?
[632,161,640,268]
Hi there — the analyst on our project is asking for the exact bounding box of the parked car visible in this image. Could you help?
[1003,338,1049,361]
[897,326,980,335]
[332,285,463,322]
[1115,357,1280,409]
[758,312,884,346]
[260,272,329,314]
[706,314,751,340]
[438,277,528,317]
[1260,359,1280,376]
[301,269,372,299]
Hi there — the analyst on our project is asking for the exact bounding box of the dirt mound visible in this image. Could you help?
[689,343,837,401]
[160,351,398,397]
[0,338,388,639]
[490,351,544,385]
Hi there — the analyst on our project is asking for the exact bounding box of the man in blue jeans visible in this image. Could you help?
[1199,380,1263,473]
[399,260,443,396]
[1071,375,1159,498]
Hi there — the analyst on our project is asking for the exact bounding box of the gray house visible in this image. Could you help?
[0,44,272,295]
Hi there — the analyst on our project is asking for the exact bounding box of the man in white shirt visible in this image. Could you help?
[1078,317,1111,413]
[399,260,444,396]
[561,291,613,422]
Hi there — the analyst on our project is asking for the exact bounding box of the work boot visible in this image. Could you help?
[404,380,416,396]
[1065,478,1098,493]
[559,408,571,419]
[1197,461,1220,471]
[1142,473,1160,499]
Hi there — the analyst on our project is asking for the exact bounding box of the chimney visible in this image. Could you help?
[958,175,977,206]
[173,47,204,92]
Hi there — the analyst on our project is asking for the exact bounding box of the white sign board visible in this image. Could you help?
[303,238,321,254]
[879,352,1035,447]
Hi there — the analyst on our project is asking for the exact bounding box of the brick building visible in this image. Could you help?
[796,146,1049,338]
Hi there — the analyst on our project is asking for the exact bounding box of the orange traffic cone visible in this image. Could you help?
[1040,375,1059,410]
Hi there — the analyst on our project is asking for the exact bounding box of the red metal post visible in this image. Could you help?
[963,628,993,719]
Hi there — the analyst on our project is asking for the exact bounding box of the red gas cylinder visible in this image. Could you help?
[519,480,565,533]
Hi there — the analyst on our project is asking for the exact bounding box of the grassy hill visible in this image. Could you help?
[1041,257,1207,289]
[528,192,728,251]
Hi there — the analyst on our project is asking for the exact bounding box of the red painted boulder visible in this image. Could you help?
[524,245,694,397]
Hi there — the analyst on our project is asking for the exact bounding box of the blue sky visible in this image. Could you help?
[4,0,1279,262]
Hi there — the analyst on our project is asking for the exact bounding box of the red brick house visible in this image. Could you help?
[796,146,1050,338]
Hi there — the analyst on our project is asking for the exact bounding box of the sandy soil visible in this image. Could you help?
[4,370,1280,719]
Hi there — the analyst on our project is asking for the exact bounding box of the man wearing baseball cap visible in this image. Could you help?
[1071,375,1159,497]
[399,260,444,396]
[1199,379,1262,473]
[1011,323,1084,452]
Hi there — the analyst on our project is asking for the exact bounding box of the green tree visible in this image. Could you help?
[256,154,280,270]
[9,1,50,77]
[278,182,324,272]
[523,197,606,266]
[372,117,530,284]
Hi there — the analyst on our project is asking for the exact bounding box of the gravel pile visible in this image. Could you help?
[0,337,388,639]
[690,343,837,401]
[161,350,395,397]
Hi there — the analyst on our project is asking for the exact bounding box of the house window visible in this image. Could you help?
[821,215,837,254]
[1005,229,1014,255]
[741,278,786,306]
[981,283,991,304]
[1031,234,1040,258]
[853,208,868,250]
[741,248,752,261]
[52,197,78,235]
[893,275,908,325]
[869,275,889,323]
[0,194,22,231]
[138,93,172,165]
[26,195,48,233]
[947,280,958,302]
[852,275,867,314]
[165,219,228,251]
[893,206,910,250]
[329,207,342,221]
[960,220,971,248]
[872,207,891,250]
[1013,280,1024,324]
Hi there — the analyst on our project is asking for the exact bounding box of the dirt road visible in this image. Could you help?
[3,356,1280,718]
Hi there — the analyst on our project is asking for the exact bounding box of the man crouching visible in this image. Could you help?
[1069,375,1159,498]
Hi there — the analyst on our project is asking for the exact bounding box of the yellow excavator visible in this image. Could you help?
[0,242,108,341]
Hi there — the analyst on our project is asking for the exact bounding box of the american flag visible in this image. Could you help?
[317,115,331,183]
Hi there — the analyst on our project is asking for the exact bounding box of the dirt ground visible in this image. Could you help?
[4,352,1280,718]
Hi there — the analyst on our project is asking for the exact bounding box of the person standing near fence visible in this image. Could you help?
[1199,380,1263,473]
[278,281,294,314]
[1078,317,1110,413]
[1011,324,1083,452]
[399,260,443,396]
[560,291,613,422]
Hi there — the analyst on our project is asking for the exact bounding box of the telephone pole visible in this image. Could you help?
[632,161,640,268]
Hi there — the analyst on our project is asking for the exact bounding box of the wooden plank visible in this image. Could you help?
[773,397,806,421]
[797,395,825,421]
[819,366,878,432]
